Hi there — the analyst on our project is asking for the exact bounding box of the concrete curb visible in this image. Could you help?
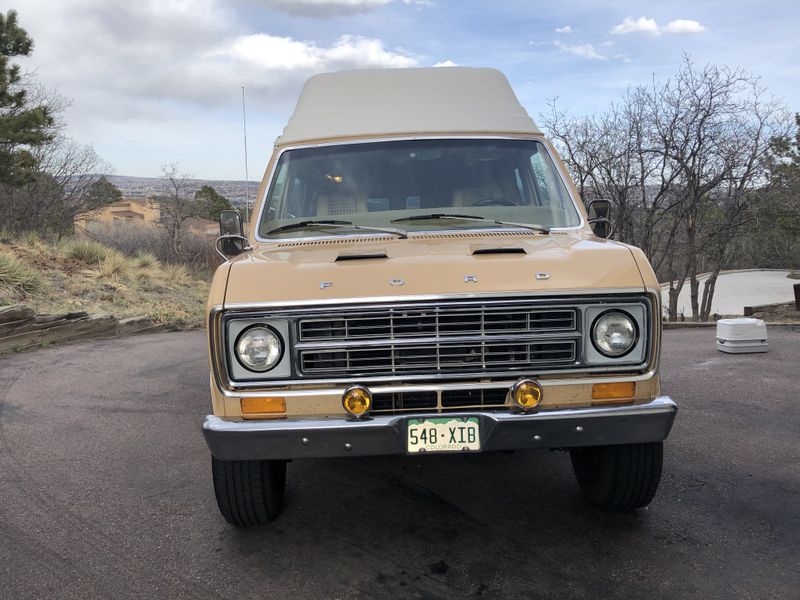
[663,322,800,330]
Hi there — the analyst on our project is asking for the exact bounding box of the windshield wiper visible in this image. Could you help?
[391,213,549,234]
[266,219,407,239]
[392,213,487,223]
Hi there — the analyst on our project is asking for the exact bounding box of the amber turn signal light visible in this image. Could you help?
[342,385,372,417]
[241,396,286,418]
[511,378,543,410]
[591,382,636,402]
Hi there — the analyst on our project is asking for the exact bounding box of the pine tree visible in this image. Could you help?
[193,185,232,221]
[0,9,53,186]
[84,176,122,209]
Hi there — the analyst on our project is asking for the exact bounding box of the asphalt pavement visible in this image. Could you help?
[0,328,798,599]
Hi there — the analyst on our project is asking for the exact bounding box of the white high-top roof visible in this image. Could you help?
[278,67,541,146]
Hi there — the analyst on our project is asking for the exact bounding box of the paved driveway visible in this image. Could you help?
[0,328,797,599]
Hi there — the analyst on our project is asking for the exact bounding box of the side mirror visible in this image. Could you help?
[219,210,243,236]
[586,199,614,239]
[217,210,247,259]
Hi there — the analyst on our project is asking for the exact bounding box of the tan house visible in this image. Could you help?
[75,198,217,237]
[75,198,160,230]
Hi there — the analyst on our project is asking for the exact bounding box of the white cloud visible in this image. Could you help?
[17,0,418,119]
[555,25,573,34]
[611,16,660,35]
[553,40,605,61]
[433,59,458,67]
[215,33,417,72]
[662,19,707,34]
[153,34,418,108]
[611,16,707,36]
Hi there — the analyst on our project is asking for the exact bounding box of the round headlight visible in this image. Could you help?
[591,311,637,357]
[235,325,284,372]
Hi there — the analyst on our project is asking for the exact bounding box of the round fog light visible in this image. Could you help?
[342,385,372,417]
[512,379,543,410]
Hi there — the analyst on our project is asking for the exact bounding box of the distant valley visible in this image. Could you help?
[106,175,260,207]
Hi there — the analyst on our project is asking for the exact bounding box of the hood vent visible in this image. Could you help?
[335,252,388,262]
[273,229,571,248]
[472,247,526,256]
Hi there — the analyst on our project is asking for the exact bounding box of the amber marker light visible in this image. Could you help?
[241,397,286,419]
[511,378,543,411]
[591,382,636,403]
[342,385,372,417]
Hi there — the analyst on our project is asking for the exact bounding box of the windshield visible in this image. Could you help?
[258,139,582,239]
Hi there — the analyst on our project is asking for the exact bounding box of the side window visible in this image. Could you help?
[266,162,288,220]
[529,149,569,207]
[529,152,553,204]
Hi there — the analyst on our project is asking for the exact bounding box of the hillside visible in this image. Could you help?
[0,236,209,328]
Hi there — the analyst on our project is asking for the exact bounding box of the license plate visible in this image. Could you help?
[406,417,481,453]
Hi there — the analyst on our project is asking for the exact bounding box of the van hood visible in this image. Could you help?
[223,233,646,306]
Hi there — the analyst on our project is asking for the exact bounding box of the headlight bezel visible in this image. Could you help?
[590,309,639,359]
[223,315,293,381]
[234,324,285,372]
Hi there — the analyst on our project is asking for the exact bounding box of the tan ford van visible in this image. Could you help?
[203,67,677,526]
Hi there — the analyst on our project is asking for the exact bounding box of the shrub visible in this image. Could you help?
[65,239,109,265]
[163,263,189,283]
[84,221,218,273]
[0,248,44,297]
[133,251,159,269]
[98,250,131,279]
[22,231,41,247]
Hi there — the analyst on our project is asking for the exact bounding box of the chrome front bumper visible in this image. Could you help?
[202,396,677,461]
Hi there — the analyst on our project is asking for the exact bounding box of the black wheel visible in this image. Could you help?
[569,442,663,512]
[212,457,286,526]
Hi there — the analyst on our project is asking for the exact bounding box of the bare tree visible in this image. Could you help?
[157,163,194,260]
[0,134,110,237]
[542,56,789,321]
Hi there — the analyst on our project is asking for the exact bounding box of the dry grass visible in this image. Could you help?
[99,252,133,280]
[163,263,189,283]
[0,248,45,299]
[64,239,110,265]
[0,237,208,326]
[22,231,43,247]
[134,251,159,269]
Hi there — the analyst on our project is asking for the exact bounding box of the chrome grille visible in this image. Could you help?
[299,306,576,340]
[296,301,580,377]
[441,388,508,409]
[370,388,509,414]
[300,340,576,374]
[372,391,437,412]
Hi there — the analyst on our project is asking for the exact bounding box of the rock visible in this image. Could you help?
[0,304,35,324]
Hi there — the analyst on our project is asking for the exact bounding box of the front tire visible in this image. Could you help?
[212,457,286,526]
[569,442,663,512]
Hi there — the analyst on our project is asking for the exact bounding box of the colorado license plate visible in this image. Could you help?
[406,417,481,453]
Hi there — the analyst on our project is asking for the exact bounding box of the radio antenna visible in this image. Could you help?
[241,85,250,229]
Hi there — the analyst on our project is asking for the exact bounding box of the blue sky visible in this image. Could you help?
[15,0,800,180]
